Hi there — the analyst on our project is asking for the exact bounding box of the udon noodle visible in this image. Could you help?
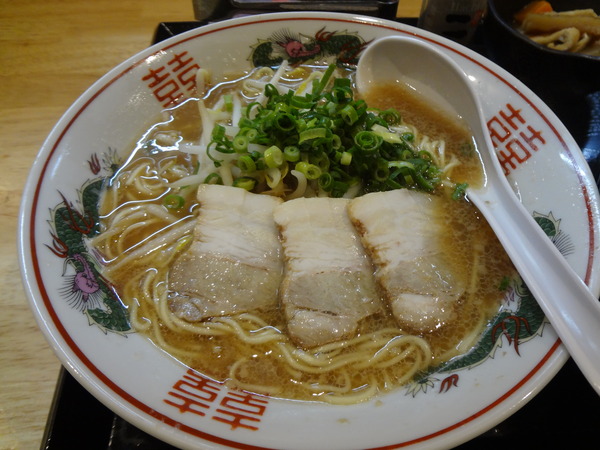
[91,64,515,404]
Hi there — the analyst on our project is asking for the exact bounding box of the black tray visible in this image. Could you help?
[42,12,600,450]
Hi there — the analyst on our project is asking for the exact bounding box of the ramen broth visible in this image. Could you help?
[95,69,515,403]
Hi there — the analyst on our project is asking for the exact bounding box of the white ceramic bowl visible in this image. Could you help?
[18,11,600,449]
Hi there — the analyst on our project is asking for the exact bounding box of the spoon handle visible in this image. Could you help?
[469,186,600,395]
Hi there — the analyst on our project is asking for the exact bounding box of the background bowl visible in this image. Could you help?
[486,0,600,150]
[488,0,599,61]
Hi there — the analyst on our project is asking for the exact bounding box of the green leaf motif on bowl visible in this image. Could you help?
[249,27,369,67]
[46,148,132,334]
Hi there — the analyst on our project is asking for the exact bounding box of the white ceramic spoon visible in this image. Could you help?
[356,35,600,395]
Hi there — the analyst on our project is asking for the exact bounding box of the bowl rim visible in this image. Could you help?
[17,9,600,449]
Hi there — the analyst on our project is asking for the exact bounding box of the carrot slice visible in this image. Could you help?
[514,1,554,23]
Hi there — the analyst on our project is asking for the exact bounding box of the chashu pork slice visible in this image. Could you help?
[274,197,383,348]
[168,184,283,321]
[348,190,464,334]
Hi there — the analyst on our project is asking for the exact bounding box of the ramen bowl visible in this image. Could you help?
[19,11,600,449]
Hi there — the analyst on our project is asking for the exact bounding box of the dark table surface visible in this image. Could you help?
[42,7,600,450]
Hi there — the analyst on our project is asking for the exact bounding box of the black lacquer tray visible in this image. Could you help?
[42,6,600,449]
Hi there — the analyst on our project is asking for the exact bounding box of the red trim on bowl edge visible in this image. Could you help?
[28,15,595,449]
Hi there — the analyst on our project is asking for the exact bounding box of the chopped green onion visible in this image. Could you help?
[354,131,383,152]
[385,178,403,190]
[418,150,434,160]
[299,127,327,144]
[340,151,352,166]
[201,63,442,197]
[224,94,233,112]
[295,161,321,180]
[312,64,336,96]
[206,142,223,165]
[388,161,415,170]
[237,155,257,173]
[311,153,330,172]
[331,181,349,198]
[233,135,249,153]
[319,172,334,191]
[264,84,279,98]
[374,159,389,182]
[212,124,226,141]
[414,172,436,191]
[284,146,300,162]
[340,105,359,125]
[379,109,401,125]
[370,124,403,144]
[275,112,296,132]
[264,146,284,168]
[239,127,258,141]
[290,95,313,109]
[331,134,342,150]
[452,182,469,200]
[233,176,257,191]
[163,194,185,209]
[204,172,222,184]
[333,77,352,89]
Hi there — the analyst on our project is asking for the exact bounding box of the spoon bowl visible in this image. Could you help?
[356,35,600,395]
